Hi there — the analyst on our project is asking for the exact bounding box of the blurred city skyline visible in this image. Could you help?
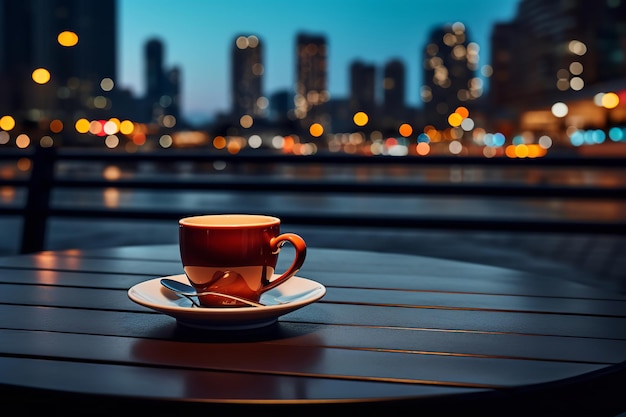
[119,0,521,124]
[2,0,626,157]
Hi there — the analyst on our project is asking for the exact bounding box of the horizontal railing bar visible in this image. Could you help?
[53,151,626,168]
[3,148,626,168]
[0,179,27,187]
[49,178,626,199]
[37,207,626,234]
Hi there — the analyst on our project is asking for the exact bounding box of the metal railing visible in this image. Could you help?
[1,146,625,253]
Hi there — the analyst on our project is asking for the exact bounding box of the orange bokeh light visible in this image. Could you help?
[398,123,413,137]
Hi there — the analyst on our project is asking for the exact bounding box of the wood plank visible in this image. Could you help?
[323,287,626,317]
[2,298,626,342]
[285,302,626,339]
[0,268,152,289]
[2,279,626,319]
[2,310,626,364]
[0,356,483,402]
[0,329,606,388]
[2,250,622,301]
[0,253,183,276]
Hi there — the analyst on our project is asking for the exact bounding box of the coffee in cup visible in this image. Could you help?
[178,214,306,307]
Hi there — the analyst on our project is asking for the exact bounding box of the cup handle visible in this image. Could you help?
[263,233,307,291]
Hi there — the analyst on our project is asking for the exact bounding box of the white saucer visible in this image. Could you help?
[128,274,326,330]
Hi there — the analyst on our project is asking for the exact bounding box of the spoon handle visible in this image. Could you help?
[193,290,265,307]
[160,279,264,307]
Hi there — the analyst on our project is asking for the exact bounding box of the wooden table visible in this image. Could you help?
[1,244,625,416]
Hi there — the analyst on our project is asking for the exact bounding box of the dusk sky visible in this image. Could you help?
[118,0,521,123]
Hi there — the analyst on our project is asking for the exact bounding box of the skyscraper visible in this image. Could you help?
[421,22,480,130]
[145,38,165,102]
[349,60,377,118]
[0,0,117,118]
[142,38,182,124]
[294,33,328,127]
[381,59,407,129]
[490,0,626,109]
[231,34,264,120]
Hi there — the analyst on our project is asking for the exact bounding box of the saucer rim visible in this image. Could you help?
[127,274,326,328]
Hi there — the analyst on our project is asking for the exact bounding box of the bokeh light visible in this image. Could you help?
[601,92,619,109]
[159,134,173,148]
[353,111,368,126]
[16,134,30,149]
[40,136,54,148]
[398,123,413,137]
[309,123,324,137]
[551,102,568,118]
[239,114,253,128]
[119,120,134,135]
[49,119,63,133]
[100,78,114,91]
[75,118,90,133]
[213,136,226,149]
[0,115,16,131]
[32,68,51,84]
[57,31,78,47]
[248,134,263,148]
[448,112,463,127]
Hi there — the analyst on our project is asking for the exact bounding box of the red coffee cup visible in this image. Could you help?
[179,214,307,307]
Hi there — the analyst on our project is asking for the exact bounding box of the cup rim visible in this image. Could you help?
[179,214,280,228]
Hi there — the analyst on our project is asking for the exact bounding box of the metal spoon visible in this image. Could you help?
[160,278,265,308]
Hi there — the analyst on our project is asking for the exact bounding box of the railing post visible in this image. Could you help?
[20,146,56,253]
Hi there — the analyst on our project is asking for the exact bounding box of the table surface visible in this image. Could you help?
[1,244,626,416]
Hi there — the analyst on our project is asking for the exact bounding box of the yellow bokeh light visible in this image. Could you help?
[515,144,529,158]
[353,111,369,127]
[57,31,79,47]
[119,120,135,135]
[74,118,90,134]
[398,123,413,137]
[602,92,619,109]
[309,123,324,137]
[0,115,16,131]
[32,68,51,84]
[448,112,463,127]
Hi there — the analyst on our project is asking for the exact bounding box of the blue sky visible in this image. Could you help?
[118,0,521,122]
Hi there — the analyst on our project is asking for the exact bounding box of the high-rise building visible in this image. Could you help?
[0,0,117,119]
[145,38,165,102]
[381,59,408,130]
[142,38,182,124]
[487,0,626,140]
[294,33,329,127]
[421,22,480,130]
[0,1,34,113]
[491,0,626,109]
[166,66,182,121]
[231,34,264,120]
[349,60,377,118]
